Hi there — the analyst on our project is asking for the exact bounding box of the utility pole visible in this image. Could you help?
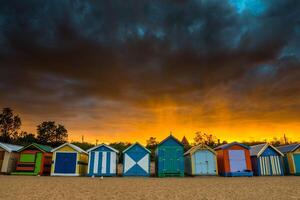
[283,133,287,145]
[82,135,84,143]
[96,139,98,145]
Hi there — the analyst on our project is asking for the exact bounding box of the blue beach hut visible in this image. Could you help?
[250,143,284,176]
[87,144,119,177]
[123,143,150,176]
[156,135,184,177]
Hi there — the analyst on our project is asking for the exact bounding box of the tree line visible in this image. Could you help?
[0,107,298,161]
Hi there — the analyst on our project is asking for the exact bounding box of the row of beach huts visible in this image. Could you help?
[0,135,299,177]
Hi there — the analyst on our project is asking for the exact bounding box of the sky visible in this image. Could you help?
[0,0,300,144]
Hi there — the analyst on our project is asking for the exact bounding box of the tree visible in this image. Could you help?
[0,108,21,143]
[181,136,191,152]
[193,131,218,148]
[109,142,132,163]
[14,131,37,146]
[146,137,158,161]
[37,121,68,146]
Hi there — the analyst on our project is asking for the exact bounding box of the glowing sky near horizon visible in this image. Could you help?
[0,0,300,144]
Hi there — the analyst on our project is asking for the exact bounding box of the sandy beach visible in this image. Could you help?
[0,175,299,200]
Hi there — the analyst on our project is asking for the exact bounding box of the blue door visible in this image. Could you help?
[54,152,77,174]
[229,150,246,172]
[194,150,216,175]
[294,154,300,173]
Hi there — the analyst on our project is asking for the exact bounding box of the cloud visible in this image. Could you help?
[0,0,299,141]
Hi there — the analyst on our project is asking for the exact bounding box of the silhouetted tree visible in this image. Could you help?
[146,137,158,161]
[37,121,68,146]
[14,131,37,146]
[194,131,218,148]
[71,141,94,151]
[181,136,191,152]
[109,142,132,163]
[0,108,21,143]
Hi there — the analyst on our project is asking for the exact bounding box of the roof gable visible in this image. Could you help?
[184,144,216,156]
[277,143,300,153]
[123,142,151,154]
[214,142,250,150]
[250,143,283,157]
[158,135,183,147]
[0,142,23,152]
[87,144,119,153]
[18,143,52,153]
[51,143,87,154]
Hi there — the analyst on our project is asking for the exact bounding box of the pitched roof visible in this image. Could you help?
[122,142,151,154]
[0,142,23,152]
[87,143,119,153]
[158,135,183,146]
[277,143,300,153]
[51,143,87,154]
[184,143,216,156]
[214,142,250,150]
[18,143,52,153]
[250,143,283,157]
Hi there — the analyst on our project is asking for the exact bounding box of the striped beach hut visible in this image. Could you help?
[123,143,150,176]
[0,142,23,174]
[51,143,88,176]
[156,135,184,177]
[87,144,119,177]
[12,143,53,175]
[278,144,300,175]
[250,143,284,176]
[215,142,253,177]
[184,144,218,176]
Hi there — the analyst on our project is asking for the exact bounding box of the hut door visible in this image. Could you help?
[0,151,4,171]
[195,151,207,174]
[229,150,246,172]
[164,147,180,172]
[55,152,77,174]
[294,154,300,173]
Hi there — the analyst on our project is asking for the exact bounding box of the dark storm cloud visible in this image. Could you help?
[0,0,300,121]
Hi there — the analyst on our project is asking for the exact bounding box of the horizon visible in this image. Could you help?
[1,1,300,145]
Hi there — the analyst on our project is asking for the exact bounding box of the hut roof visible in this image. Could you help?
[214,142,250,150]
[184,143,216,156]
[123,142,151,154]
[51,143,87,154]
[87,143,119,153]
[18,143,52,153]
[277,143,300,153]
[250,143,283,157]
[158,135,183,147]
[0,142,23,153]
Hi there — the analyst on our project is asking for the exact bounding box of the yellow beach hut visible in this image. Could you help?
[51,143,88,176]
[278,144,300,175]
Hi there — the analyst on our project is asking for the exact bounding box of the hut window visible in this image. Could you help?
[20,153,36,163]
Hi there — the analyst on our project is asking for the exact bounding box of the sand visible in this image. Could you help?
[0,176,299,200]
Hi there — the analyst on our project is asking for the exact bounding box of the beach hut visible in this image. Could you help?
[156,135,184,177]
[250,143,284,176]
[215,142,253,177]
[277,144,300,175]
[12,143,53,175]
[184,144,218,176]
[123,143,150,176]
[0,142,23,174]
[87,144,119,177]
[51,143,88,176]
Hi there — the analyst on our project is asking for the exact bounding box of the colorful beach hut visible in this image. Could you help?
[184,144,218,176]
[123,143,150,176]
[87,144,119,177]
[215,142,253,177]
[278,144,300,175]
[250,143,284,176]
[12,143,53,175]
[156,135,184,177]
[51,143,88,176]
[0,142,23,174]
